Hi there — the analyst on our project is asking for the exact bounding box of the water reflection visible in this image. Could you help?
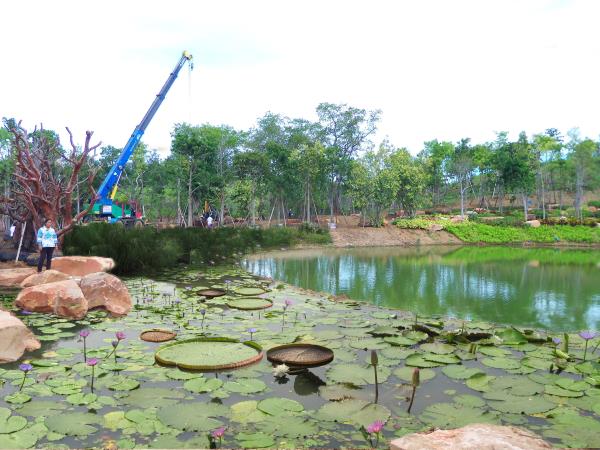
[244,246,600,331]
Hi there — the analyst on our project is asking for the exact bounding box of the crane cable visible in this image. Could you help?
[187,60,193,123]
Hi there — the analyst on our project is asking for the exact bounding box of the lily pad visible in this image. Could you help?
[183,377,224,393]
[394,367,436,382]
[0,408,27,434]
[45,413,100,436]
[223,378,267,394]
[236,432,275,448]
[233,287,267,296]
[155,337,263,370]
[420,403,500,428]
[227,297,273,310]
[157,403,226,432]
[442,365,483,380]
[316,399,391,427]
[326,364,390,385]
[257,398,304,416]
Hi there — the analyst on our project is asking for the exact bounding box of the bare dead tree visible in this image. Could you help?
[1,121,101,246]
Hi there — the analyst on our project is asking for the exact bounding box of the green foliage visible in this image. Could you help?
[63,223,330,274]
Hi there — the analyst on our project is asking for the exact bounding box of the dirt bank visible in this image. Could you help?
[329,225,461,247]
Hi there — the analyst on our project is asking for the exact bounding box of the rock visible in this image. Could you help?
[15,280,88,319]
[79,272,132,316]
[525,220,541,228]
[20,269,71,288]
[0,268,37,288]
[450,215,466,223]
[390,424,552,450]
[0,309,41,363]
[51,256,115,277]
[428,224,444,232]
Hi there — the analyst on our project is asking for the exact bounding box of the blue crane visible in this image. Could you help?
[91,51,193,225]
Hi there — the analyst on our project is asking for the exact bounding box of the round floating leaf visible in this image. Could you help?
[326,364,390,386]
[454,394,486,408]
[256,397,304,417]
[157,403,227,431]
[478,346,512,357]
[349,338,388,350]
[233,287,267,296]
[223,378,267,394]
[227,297,273,310]
[484,393,555,414]
[5,393,31,405]
[383,336,416,346]
[420,403,499,429]
[555,378,589,392]
[66,393,98,405]
[394,367,436,382]
[0,429,38,449]
[423,353,460,365]
[466,373,495,392]
[486,376,544,396]
[16,401,66,418]
[442,365,483,380]
[0,408,27,434]
[316,399,390,427]
[108,378,140,391]
[230,401,270,424]
[155,337,263,370]
[318,384,369,401]
[420,343,455,354]
[543,410,600,448]
[184,377,223,393]
[405,354,443,368]
[481,357,520,370]
[45,413,100,436]
[236,432,275,448]
[544,385,584,398]
[257,416,318,438]
[121,387,185,409]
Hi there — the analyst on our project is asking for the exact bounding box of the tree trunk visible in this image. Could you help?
[459,178,465,217]
[187,161,193,227]
[522,192,528,222]
[219,190,225,227]
[575,164,584,220]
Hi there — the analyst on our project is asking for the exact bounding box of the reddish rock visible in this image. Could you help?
[0,268,37,288]
[525,220,541,228]
[390,424,552,450]
[15,280,88,319]
[0,309,41,363]
[20,270,71,288]
[51,256,115,277]
[79,272,132,316]
[450,215,466,223]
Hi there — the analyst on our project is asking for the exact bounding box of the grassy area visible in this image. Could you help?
[393,218,600,244]
[63,223,331,275]
[444,245,600,265]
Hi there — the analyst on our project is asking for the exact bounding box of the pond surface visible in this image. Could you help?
[244,246,600,331]
[1,264,599,449]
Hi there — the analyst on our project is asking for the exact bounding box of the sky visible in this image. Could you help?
[1,0,599,157]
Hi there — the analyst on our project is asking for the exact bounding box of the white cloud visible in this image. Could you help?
[1,0,599,157]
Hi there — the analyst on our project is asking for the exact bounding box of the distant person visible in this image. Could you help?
[9,223,16,237]
[36,219,58,272]
[207,215,214,229]
[288,209,293,218]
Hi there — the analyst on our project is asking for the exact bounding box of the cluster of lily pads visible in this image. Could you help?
[0,264,598,448]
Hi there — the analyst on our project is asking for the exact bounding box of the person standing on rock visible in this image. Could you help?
[37,219,58,272]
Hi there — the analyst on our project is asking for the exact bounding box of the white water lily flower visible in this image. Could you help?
[272,364,290,378]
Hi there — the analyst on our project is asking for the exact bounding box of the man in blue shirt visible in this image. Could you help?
[37,219,58,272]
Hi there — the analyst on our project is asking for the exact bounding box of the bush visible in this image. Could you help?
[392,218,432,230]
[588,200,600,208]
[63,223,331,275]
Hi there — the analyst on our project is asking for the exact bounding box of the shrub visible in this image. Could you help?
[63,223,331,275]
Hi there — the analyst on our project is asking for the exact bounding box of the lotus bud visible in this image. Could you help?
[469,343,477,354]
[562,332,569,353]
[412,368,420,387]
[370,350,378,366]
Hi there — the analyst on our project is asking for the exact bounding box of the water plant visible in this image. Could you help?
[18,363,32,391]
[87,358,98,393]
[248,327,257,340]
[371,350,379,403]
[407,368,420,413]
[208,426,226,449]
[272,364,289,379]
[79,329,90,362]
[579,331,597,361]
[360,420,385,448]
[200,309,207,329]
[107,332,126,360]
[282,299,293,326]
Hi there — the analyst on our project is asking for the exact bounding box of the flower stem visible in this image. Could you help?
[583,340,588,361]
[91,366,95,393]
[407,385,417,414]
[18,373,27,391]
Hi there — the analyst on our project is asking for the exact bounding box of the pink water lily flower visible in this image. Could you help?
[366,420,385,434]
[116,331,126,340]
[211,426,226,438]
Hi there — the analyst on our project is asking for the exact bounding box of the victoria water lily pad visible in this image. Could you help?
[233,287,267,296]
[267,343,334,368]
[155,337,263,370]
[227,297,273,310]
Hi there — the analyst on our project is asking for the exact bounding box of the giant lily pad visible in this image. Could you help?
[155,337,263,370]
[233,287,268,296]
[227,297,273,310]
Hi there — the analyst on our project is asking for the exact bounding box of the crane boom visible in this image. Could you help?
[95,51,193,212]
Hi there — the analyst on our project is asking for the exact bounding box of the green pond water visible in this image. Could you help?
[244,246,600,331]
[0,263,599,449]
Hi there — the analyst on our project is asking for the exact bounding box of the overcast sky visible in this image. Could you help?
[1,0,599,156]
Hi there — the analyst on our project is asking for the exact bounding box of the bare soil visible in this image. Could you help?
[329,224,461,247]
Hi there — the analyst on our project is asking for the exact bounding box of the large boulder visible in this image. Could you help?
[79,272,132,316]
[15,280,88,319]
[51,256,115,277]
[390,424,552,450]
[0,268,37,288]
[0,309,41,363]
[20,269,71,288]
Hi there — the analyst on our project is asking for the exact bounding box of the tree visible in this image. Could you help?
[449,138,474,217]
[1,120,101,247]
[233,150,269,225]
[419,140,453,207]
[291,142,326,223]
[532,131,561,219]
[567,129,598,219]
[388,148,426,217]
[316,103,381,221]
